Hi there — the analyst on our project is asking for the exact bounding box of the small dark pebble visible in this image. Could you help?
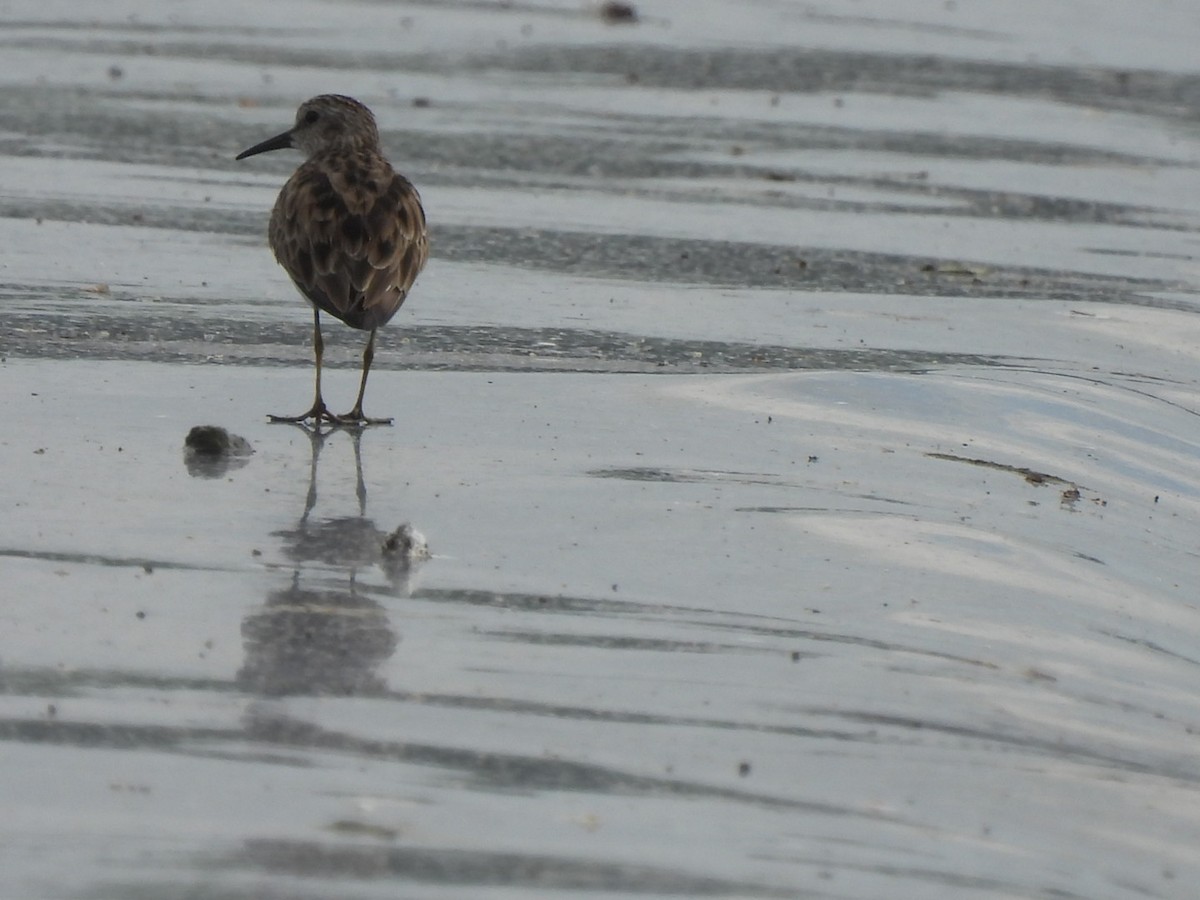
[738,761,751,776]
[184,426,254,478]
[184,425,253,457]
[599,1,638,23]
[135,611,146,620]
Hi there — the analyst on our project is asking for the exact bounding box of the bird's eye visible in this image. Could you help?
[304,109,319,124]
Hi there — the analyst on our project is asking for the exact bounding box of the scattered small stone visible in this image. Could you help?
[135,610,146,620]
[738,761,751,777]
[382,523,431,561]
[599,1,638,24]
[184,425,254,478]
[184,425,252,457]
[411,97,431,108]
[107,65,124,80]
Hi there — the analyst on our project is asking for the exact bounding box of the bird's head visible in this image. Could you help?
[236,94,381,161]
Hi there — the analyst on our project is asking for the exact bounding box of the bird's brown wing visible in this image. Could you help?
[269,160,428,331]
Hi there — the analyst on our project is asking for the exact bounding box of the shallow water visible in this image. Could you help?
[3,2,1200,898]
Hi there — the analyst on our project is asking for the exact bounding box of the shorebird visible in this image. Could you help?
[236,95,428,426]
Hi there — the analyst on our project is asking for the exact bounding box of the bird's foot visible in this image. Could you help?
[268,401,341,426]
[333,408,393,428]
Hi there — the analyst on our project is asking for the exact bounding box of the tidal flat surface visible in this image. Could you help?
[3,1,1200,898]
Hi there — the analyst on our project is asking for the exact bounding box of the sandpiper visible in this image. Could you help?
[236,94,428,426]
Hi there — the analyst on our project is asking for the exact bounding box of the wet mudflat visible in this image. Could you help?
[3,1,1200,898]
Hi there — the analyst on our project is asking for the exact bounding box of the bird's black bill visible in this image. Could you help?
[235,129,295,160]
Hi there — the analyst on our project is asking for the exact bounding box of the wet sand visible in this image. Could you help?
[3,2,1200,897]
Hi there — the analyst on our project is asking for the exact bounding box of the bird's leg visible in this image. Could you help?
[336,328,393,426]
[270,309,336,423]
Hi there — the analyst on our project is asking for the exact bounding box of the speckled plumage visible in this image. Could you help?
[237,94,428,426]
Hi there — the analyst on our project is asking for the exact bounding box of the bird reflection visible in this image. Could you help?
[237,425,426,698]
